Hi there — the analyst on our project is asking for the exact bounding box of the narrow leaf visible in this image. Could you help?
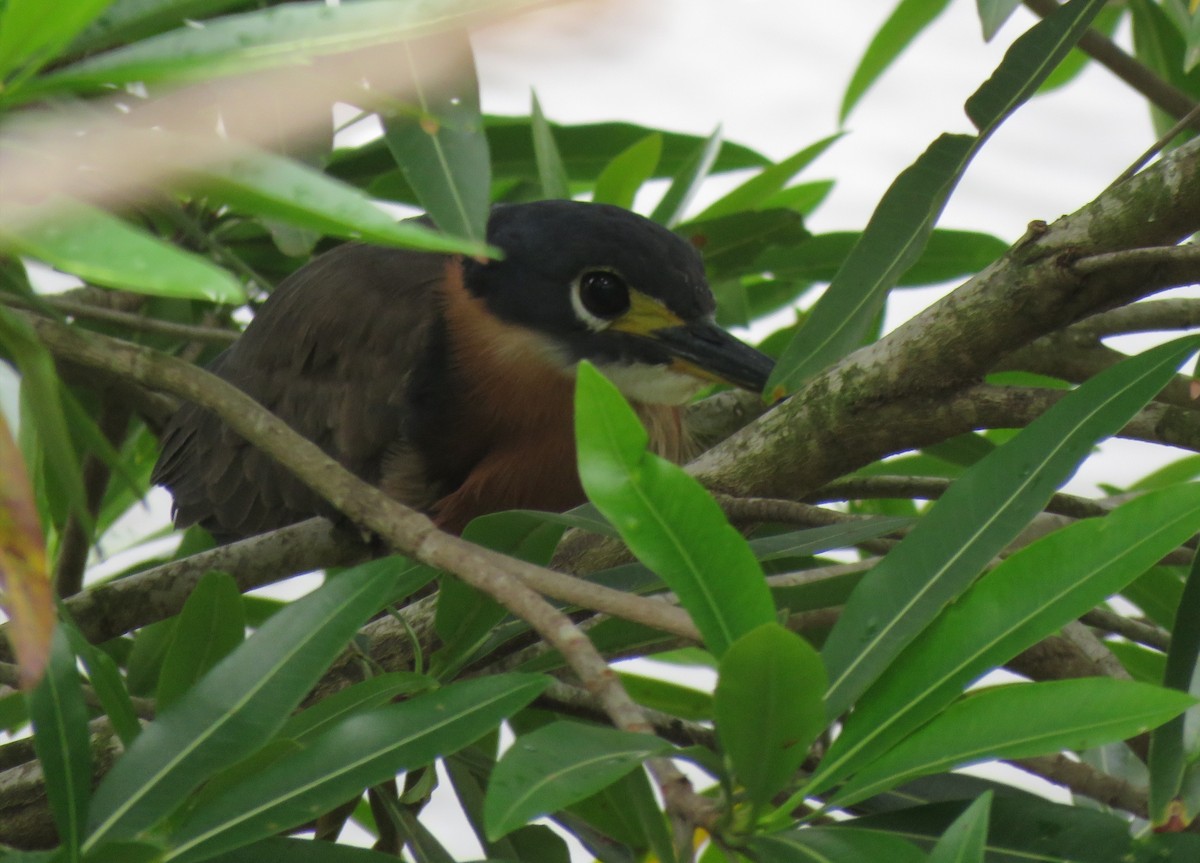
[928,791,990,863]
[166,675,548,862]
[766,132,975,393]
[834,679,1197,806]
[592,134,662,209]
[714,624,826,809]
[812,482,1200,792]
[771,0,1105,395]
[155,571,245,710]
[85,561,404,848]
[185,146,491,256]
[530,91,570,199]
[0,0,111,85]
[191,836,418,862]
[1149,544,1200,824]
[574,362,776,657]
[822,336,1200,719]
[278,672,434,744]
[977,0,1022,41]
[650,126,722,228]
[484,721,672,840]
[1,200,244,303]
[0,409,53,688]
[29,628,92,860]
[839,0,954,122]
[63,621,141,747]
[381,31,490,244]
[698,134,842,220]
[965,0,1107,133]
[0,307,90,531]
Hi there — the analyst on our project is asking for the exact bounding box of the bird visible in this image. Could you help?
[152,200,774,540]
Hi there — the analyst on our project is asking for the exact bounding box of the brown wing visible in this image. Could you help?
[152,243,453,542]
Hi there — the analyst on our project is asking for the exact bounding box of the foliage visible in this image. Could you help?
[1,0,1200,861]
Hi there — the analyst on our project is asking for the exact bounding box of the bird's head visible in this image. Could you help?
[462,200,774,405]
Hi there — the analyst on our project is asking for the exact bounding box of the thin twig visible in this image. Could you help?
[1081,608,1170,652]
[1011,754,1148,818]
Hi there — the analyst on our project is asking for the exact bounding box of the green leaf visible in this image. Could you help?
[766,132,974,393]
[751,828,926,863]
[1149,544,1200,824]
[530,92,570,200]
[853,794,1135,862]
[179,835,430,862]
[184,146,491,256]
[928,791,990,863]
[29,628,92,861]
[592,134,662,209]
[0,0,111,86]
[977,0,1022,41]
[432,511,563,679]
[965,0,1107,133]
[755,229,1007,287]
[650,126,722,228]
[697,134,842,220]
[618,672,712,721]
[839,0,954,122]
[574,362,775,657]
[1,200,244,303]
[749,517,915,563]
[62,621,141,747]
[834,678,1197,806]
[811,482,1200,792]
[821,335,1200,719]
[770,0,1106,394]
[683,209,809,279]
[84,560,405,848]
[67,0,257,57]
[33,0,530,96]
[483,720,672,840]
[278,671,434,744]
[0,307,89,529]
[164,674,548,862]
[155,571,245,710]
[714,624,826,810]
[381,31,490,244]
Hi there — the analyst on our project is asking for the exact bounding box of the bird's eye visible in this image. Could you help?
[578,271,630,319]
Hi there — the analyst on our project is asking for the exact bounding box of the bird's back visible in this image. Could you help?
[152,243,452,541]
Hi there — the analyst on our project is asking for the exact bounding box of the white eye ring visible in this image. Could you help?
[571,269,630,331]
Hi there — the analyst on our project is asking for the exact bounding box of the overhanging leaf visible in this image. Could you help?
[184,145,491,256]
[928,791,990,863]
[650,126,722,228]
[1,199,244,303]
[574,362,776,657]
[822,335,1200,719]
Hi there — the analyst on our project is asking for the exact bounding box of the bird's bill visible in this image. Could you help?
[609,291,774,393]
[650,321,775,393]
